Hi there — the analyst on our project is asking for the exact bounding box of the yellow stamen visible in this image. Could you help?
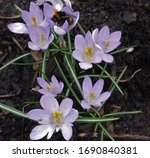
[41,34,45,42]
[40,34,45,46]
[46,86,56,92]
[88,92,96,102]
[85,47,93,59]
[105,41,110,47]
[32,17,37,28]
[54,8,60,20]
[53,111,62,122]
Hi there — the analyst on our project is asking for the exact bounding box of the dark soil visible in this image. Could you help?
[0,0,150,140]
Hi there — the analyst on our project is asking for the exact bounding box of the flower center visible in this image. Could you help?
[105,41,110,47]
[85,47,93,59]
[54,9,61,20]
[32,17,37,28]
[46,86,56,92]
[53,111,62,122]
[40,34,46,46]
[88,92,96,102]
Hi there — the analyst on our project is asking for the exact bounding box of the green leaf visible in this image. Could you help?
[103,111,142,118]
[41,50,48,79]
[0,103,28,119]
[0,52,31,71]
[111,45,138,55]
[76,117,119,123]
[65,55,82,95]
[97,65,124,95]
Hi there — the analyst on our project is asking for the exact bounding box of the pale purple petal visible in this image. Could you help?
[82,75,92,99]
[51,0,64,11]
[92,79,104,98]
[95,92,111,105]
[61,123,73,140]
[92,28,99,43]
[65,109,78,123]
[51,75,59,88]
[109,31,121,41]
[26,109,50,124]
[21,11,32,26]
[38,89,55,96]
[81,100,91,109]
[72,50,84,62]
[101,53,114,63]
[48,34,54,44]
[28,42,40,50]
[68,11,79,31]
[30,125,54,140]
[40,95,59,113]
[85,31,93,47]
[60,98,73,118]
[74,35,86,50]
[62,20,69,32]
[105,41,121,53]
[79,62,93,70]
[54,26,66,35]
[44,3,55,18]
[98,26,110,41]
[37,77,50,89]
[58,82,64,93]
[7,23,28,34]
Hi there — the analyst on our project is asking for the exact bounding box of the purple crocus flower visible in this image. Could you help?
[27,95,78,140]
[81,76,111,109]
[92,26,121,63]
[44,2,79,35]
[8,2,48,34]
[37,75,64,96]
[28,26,54,50]
[72,31,103,70]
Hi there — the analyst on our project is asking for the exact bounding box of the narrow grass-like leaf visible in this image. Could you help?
[76,117,119,123]
[77,22,86,35]
[41,50,48,79]
[0,52,31,71]
[0,103,28,119]
[97,65,124,95]
[54,57,82,107]
[65,55,82,95]
[103,111,142,118]
[111,45,138,55]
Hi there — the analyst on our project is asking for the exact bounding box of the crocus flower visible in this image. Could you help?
[8,2,48,34]
[28,26,54,50]
[92,26,121,63]
[37,75,64,96]
[44,2,79,35]
[72,31,103,70]
[27,95,78,140]
[81,76,111,109]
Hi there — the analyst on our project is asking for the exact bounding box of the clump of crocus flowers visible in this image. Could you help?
[7,0,122,140]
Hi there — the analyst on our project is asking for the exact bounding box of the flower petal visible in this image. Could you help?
[37,77,50,88]
[109,31,121,41]
[82,75,92,99]
[79,62,93,70]
[61,123,73,140]
[28,42,40,51]
[54,26,66,35]
[81,100,91,109]
[60,98,73,118]
[40,95,59,113]
[98,25,110,41]
[26,109,50,124]
[51,75,59,88]
[30,125,55,140]
[72,49,84,62]
[100,53,114,63]
[105,41,121,53]
[65,109,78,123]
[95,92,111,105]
[7,23,28,34]
[74,34,85,50]
[92,79,104,98]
